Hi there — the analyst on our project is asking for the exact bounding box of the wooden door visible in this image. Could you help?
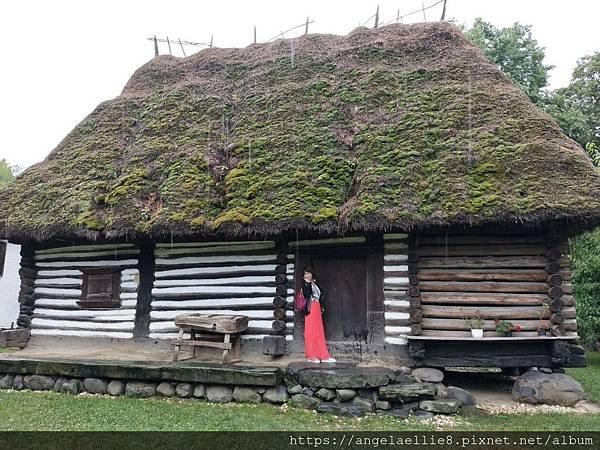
[311,256,368,341]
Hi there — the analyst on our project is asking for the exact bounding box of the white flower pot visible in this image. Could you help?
[471,329,484,338]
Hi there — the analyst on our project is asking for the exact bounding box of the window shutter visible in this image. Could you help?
[78,269,122,308]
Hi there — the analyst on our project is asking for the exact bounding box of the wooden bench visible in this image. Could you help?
[172,314,249,364]
[404,335,585,368]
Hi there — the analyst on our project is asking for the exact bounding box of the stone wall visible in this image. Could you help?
[0,363,475,419]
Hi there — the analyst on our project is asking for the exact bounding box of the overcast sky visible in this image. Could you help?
[1,0,599,169]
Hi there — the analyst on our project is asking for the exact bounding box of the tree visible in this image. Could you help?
[571,227,600,349]
[466,20,599,157]
[546,53,600,151]
[542,89,590,149]
[466,18,553,104]
[0,159,15,187]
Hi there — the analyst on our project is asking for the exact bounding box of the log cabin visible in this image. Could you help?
[1,22,599,369]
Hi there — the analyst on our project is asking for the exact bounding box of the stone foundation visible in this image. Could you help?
[0,362,475,418]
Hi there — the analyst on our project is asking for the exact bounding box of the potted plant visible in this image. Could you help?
[537,304,550,336]
[537,322,551,336]
[494,320,522,337]
[464,316,485,338]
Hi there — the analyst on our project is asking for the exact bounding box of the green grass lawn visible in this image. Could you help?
[0,390,598,431]
[567,351,600,403]
[0,352,598,431]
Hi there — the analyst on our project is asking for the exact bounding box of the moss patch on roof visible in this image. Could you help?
[2,22,600,241]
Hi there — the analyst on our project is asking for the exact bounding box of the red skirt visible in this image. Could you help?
[304,300,331,360]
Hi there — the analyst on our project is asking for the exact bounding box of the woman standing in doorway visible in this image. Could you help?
[298,266,336,364]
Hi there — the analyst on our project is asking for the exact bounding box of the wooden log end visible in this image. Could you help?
[408,286,420,297]
[407,264,419,275]
[273,296,287,308]
[546,273,563,287]
[548,286,563,300]
[275,285,287,296]
[271,319,287,334]
[16,316,32,328]
[409,308,422,324]
[545,262,562,274]
[274,274,287,284]
[550,313,565,325]
[20,246,35,258]
[548,298,564,313]
[569,345,585,355]
[273,308,287,321]
[18,267,37,278]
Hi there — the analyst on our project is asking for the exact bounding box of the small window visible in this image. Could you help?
[78,269,121,308]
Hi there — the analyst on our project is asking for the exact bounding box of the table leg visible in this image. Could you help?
[173,328,184,362]
[191,330,197,359]
[222,333,231,363]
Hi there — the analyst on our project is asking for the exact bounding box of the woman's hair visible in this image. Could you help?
[302,266,315,277]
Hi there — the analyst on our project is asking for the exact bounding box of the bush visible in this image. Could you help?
[570,228,600,349]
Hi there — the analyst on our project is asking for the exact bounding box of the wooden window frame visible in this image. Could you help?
[78,268,122,309]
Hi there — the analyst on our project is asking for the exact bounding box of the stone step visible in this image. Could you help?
[0,356,282,386]
[285,361,413,389]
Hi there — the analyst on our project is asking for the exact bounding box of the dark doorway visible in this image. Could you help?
[310,255,368,341]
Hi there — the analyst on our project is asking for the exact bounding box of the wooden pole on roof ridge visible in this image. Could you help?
[396,10,400,23]
[166,36,172,55]
[422,3,427,22]
[210,34,214,47]
[441,0,447,21]
[305,16,310,35]
[178,38,186,57]
[153,35,159,57]
[374,5,379,28]
[254,25,257,44]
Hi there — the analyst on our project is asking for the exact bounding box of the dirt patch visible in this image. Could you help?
[445,371,600,413]
[445,371,515,406]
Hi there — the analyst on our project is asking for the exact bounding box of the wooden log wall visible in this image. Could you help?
[415,232,573,337]
[545,230,577,337]
[148,241,293,341]
[271,241,293,338]
[383,233,417,345]
[30,244,140,338]
[16,245,36,330]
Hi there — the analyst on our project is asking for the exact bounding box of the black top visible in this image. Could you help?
[301,281,326,316]
[302,281,312,302]
[302,281,312,316]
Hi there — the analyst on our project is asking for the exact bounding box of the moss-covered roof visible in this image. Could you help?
[2,22,600,242]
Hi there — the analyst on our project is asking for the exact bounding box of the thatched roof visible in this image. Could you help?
[2,22,600,242]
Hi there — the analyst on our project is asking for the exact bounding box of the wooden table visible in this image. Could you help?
[172,314,249,363]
